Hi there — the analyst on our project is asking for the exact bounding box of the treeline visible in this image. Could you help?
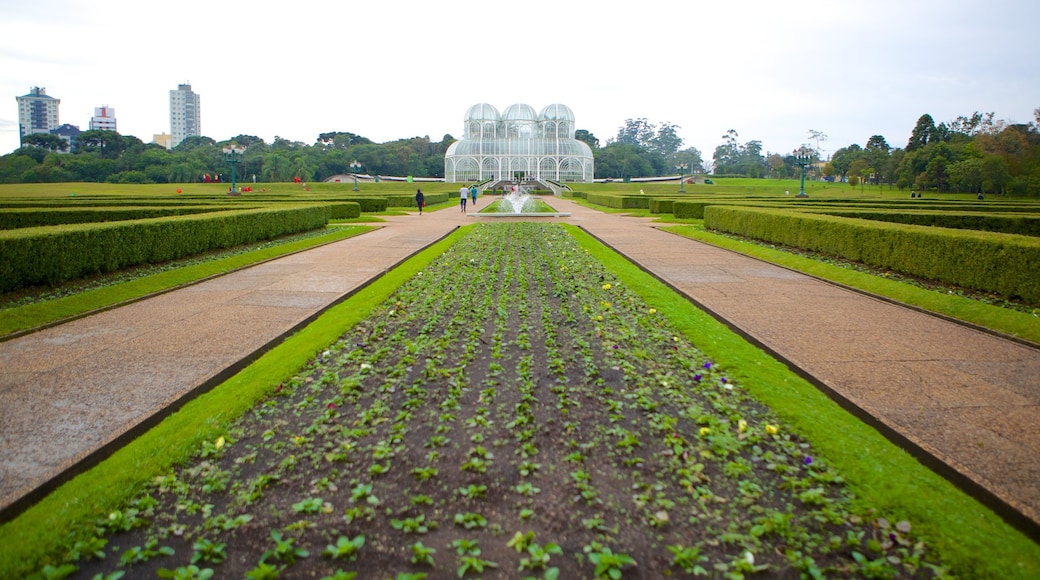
[0,131,455,185]
[0,119,708,185]
[712,111,1040,196]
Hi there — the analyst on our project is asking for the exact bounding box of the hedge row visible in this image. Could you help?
[816,210,1040,237]
[386,192,450,208]
[0,206,227,230]
[0,204,331,293]
[704,206,1040,303]
[585,193,650,209]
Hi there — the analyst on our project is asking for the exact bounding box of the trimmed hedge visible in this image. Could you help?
[585,193,650,209]
[0,206,226,230]
[0,204,330,293]
[386,192,450,208]
[327,202,361,219]
[704,205,1040,303]
[816,210,1040,237]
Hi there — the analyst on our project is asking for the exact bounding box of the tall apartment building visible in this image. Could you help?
[169,83,200,148]
[90,106,117,132]
[16,86,60,143]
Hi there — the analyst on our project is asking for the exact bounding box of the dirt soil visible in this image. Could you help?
[69,224,941,579]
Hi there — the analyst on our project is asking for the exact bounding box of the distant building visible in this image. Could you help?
[90,106,117,132]
[152,133,173,149]
[169,83,200,148]
[51,123,81,152]
[16,86,61,144]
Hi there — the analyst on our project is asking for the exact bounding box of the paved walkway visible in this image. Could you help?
[1,197,1038,540]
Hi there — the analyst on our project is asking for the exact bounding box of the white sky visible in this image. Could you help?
[2,0,1037,162]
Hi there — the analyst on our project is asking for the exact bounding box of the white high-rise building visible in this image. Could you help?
[169,83,200,148]
[16,87,60,143]
[90,106,117,132]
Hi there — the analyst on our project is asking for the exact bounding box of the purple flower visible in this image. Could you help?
[612,344,619,349]
[693,374,702,383]
[804,456,813,465]
[720,378,728,384]
[703,362,713,370]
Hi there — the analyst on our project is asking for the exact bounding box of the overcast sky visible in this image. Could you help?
[2,0,1037,163]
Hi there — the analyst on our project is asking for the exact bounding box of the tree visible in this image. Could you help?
[649,122,683,157]
[173,135,216,152]
[830,144,863,182]
[74,130,124,159]
[613,118,656,147]
[766,153,787,179]
[906,114,935,151]
[808,129,828,159]
[20,133,68,152]
[575,129,599,149]
[864,135,890,184]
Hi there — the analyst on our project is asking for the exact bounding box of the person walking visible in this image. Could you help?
[415,188,425,215]
[460,185,468,213]
[469,184,478,208]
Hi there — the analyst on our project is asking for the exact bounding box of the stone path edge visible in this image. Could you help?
[0,225,382,345]
[0,225,460,525]
[578,224,1040,543]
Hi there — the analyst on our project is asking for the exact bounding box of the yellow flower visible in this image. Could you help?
[215,436,225,449]
[738,420,747,432]
[765,424,779,435]
[602,283,612,290]
[698,427,711,437]
[648,308,657,315]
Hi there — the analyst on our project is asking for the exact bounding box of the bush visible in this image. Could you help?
[0,204,330,292]
[705,206,1040,303]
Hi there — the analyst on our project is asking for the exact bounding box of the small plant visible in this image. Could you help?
[119,539,175,566]
[453,539,497,577]
[391,514,430,534]
[292,497,325,514]
[409,541,437,566]
[667,544,709,575]
[191,538,228,565]
[264,529,309,564]
[157,565,215,580]
[457,484,488,499]
[585,544,636,579]
[454,512,488,529]
[322,534,365,560]
[412,466,439,481]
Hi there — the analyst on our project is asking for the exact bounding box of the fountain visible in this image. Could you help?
[474,183,571,218]
[504,186,531,213]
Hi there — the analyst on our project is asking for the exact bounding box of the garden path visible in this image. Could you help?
[1,196,1038,543]
[0,209,469,519]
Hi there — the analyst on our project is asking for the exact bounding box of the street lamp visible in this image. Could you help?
[793,146,813,197]
[676,162,689,193]
[350,160,362,191]
[222,144,245,195]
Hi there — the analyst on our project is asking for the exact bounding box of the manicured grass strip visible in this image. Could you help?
[0,225,376,337]
[661,224,1040,345]
[567,223,1040,579]
[0,227,465,579]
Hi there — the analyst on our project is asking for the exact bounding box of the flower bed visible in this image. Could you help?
[61,223,946,579]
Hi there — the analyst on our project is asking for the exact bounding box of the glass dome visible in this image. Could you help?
[465,103,501,122]
[445,102,594,184]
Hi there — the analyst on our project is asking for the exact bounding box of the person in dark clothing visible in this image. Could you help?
[415,189,425,214]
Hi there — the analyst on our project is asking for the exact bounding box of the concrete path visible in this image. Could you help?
[1,195,1038,541]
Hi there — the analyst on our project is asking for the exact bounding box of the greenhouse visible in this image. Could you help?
[444,103,595,183]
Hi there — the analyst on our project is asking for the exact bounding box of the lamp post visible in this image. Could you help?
[350,160,362,191]
[676,162,689,193]
[793,146,813,197]
[222,144,245,195]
